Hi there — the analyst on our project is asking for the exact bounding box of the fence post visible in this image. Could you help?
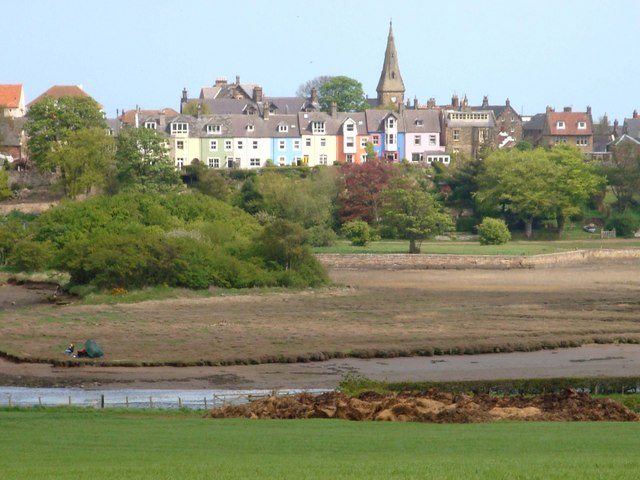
[126,396,129,408]
[100,394,105,409]
[8,394,11,407]
[39,397,42,406]
[178,397,182,409]
[149,396,153,408]
[68,396,71,406]
[204,397,207,410]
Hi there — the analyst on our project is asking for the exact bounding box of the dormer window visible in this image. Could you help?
[312,121,325,134]
[278,124,288,133]
[387,117,395,129]
[577,121,587,129]
[556,121,565,129]
[207,124,222,134]
[246,124,255,132]
[144,121,157,129]
[345,123,355,132]
[415,119,423,126]
[171,122,188,134]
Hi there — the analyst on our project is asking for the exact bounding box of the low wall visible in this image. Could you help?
[316,249,640,270]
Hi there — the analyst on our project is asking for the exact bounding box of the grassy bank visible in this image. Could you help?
[1,409,639,479]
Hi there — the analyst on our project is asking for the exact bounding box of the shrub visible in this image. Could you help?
[477,217,511,245]
[341,219,374,246]
[307,225,337,247]
[605,211,640,238]
[7,239,54,271]
[455,216,478,233]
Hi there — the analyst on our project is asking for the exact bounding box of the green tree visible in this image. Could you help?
[341,219,374,246]
[45,127,115,198]
[181,101,210,116]
[114,127,181,193]
[365,141,377,162]
[26,96,106,169]
[318,76,369,112]
[0,170,12,200]
[381,180,454,253]
[600,142,640,213]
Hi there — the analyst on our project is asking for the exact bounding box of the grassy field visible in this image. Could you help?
[313,237,640,255]
[1,408,639,479]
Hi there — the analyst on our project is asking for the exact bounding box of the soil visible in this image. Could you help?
[206,389,639,423]
[1,259,640,390]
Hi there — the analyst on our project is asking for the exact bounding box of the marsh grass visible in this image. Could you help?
[1,409,639,479]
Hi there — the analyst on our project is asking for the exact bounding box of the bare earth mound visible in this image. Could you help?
[207,389,639,423]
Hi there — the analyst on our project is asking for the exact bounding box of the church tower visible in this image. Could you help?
[376,20,405,108]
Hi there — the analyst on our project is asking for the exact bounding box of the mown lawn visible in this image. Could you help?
[1,409,639,479]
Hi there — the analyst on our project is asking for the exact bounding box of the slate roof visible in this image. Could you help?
[402,109,441,133]
[623,118,640,139]
[365,109,404,132]
[119,108,179,125]
[0,84,23,108]
[523,113,546,132]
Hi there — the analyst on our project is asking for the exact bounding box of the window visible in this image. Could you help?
[176,158,184,168]
[246,124,254,132]
[429,135,437,146]
[312,121,325,134]
[224,140,232,150]
[415,119,423,126]
[555,136,567,144]
[345,123,354,132]
[414,135,421,146]
[346,154,354,163]
[305,138,311,147]
[346,137,354,148]
[278,156,286,166]
[556,121,565,129]
[293,140,301,150]
[209,140,218,151]
[252,140,258,149]
[278,124,288,133]
[171,122,188,134]
[250,158,260,167]
[320,138,326,147]
[208,157,220,168]
[577,121,587,130]
[207,124,221,134]
[386,133,396,145]
[386,153,397,161]
[576,136,588,146]
[226,156,234,168]
[412,153,423,162]
[319,154,328,165]
[387,117,395,129]
[453,129,460,141]
[278,140,286,150]
[360,138,368,148]
[144,121,157,129]
[176,140,184,150]
[372,135,380,146]
[237,140,243,149]
[360,154,368,163]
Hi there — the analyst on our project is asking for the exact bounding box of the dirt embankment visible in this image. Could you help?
[207,389,639,423]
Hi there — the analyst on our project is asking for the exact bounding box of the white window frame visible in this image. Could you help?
[278,156,286,166]
[319,154,328,165]
[360,137,368,148]
[207,124,222,134]
[252,140,258,149]
[345,123,355,132]
[224,140,232,151]
[249,158,260,167]
[320,138,327,147]
[429,134,437,146]
[171,122,188,134]
[144,121,157,129]
[293,140,301,150]
[414,135,421,146]
[278,140,286,150]
[208,157,220,168]
[209,140,218,151]
[557,121,566,129]
[577,121,587,130]
[346,137,355,148]
[237,140,244,149]
[278,124,288,133]
[312,121,326,134]
[305,138,312,147]
[176,140,184,150]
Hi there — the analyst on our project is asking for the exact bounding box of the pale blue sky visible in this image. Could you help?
[5,0,639,123]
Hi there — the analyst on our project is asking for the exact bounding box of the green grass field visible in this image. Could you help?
[1,409,639,479]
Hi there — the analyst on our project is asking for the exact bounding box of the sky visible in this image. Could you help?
[4,0,639,123]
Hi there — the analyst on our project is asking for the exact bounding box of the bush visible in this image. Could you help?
[477,217,511,245]
[605,211,640,238]
[7,239,54,271]
[455,216,478,233]
[341,220,374,246]
[307,225,337,247]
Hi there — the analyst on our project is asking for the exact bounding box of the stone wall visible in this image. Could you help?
[317,249,640,270]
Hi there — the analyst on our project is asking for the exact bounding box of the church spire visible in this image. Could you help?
[376,20,405,107]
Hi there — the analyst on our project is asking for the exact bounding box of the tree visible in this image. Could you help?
[114,127,182,193]
[0,170,12,200]
[601,142,640,213]
[181,101,210,116]
[318,76,369,112]
[477,218,511,245]
[339,159,398,225]
[45,127,115,198]
[26,96,106,168]
[295,76,333,97]
[381,180,454,254]
[341,219,374,246]
[365,141,377,162]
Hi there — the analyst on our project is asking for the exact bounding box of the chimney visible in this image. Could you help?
[586,105,592,115]
[452,95,459,108]
[310,87,318,105]
[263,104,270,120]
[398,101,405,115]
[633,110,638,119]
[159,109,166,129]
[613,119,619,136]
[181,88,188,103]
[482,95,489,108]
[413,96,419,109]
[330,101,337,118]
[563,106,572,112]
[236,75,240,86]
[215,77,227,86]
[253,86,263,103]
[546,106,553,114]
[427,98,436,108]
[462,95,469,110]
